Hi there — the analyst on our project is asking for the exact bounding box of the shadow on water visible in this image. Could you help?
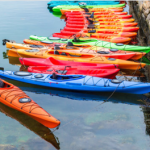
[0,102,60,150]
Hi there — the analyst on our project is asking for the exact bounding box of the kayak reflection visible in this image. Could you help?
[3,79,145,106]
[0,102,60,150]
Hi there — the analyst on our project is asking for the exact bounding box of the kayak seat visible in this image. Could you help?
[54,46,60,50]
[54,50,59,55]
[0,80,4,88]
[56,70,68,74]
[69,54,81,57]
[88,30,96,33]
[61,52,67,56]
[67,42,74,46]
[83,8,89,12]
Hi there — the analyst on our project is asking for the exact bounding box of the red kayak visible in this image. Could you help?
[66,22,138,28]
[65,11,128,16]
[66,15,132,19]
[19,57,118,69]
[63,26,139,32]
[28,66,119,79]
[60,30,137,38]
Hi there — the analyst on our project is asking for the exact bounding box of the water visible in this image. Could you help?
[0,1,150,150]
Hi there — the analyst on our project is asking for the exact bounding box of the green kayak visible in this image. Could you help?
[29,35,150,53]
[52,3,125,13]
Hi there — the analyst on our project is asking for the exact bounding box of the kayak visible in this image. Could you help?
[0,70,150,95]
[67,17,135,23]
[4,40,144,60]
[4,40,66,49]
[61,8,124,15]
[19,57,119,69]
[63,26,140,33]
[60,30,137,38]
[48,1,120,9]
[0,79,60,128]
[2,39,65,48]
[52,4,126,13]
[29,35,150,53]
[66,22,138,27]
[66,14,133,19]
[53,33,132,44]
[48,48,145,60]
[65,11,128,16]
[0,103,60,149]
[28,66,120,79]
[7,48,146,70]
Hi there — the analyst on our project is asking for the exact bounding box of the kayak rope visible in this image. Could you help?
[51,82,121,133]
[0,86,50,116]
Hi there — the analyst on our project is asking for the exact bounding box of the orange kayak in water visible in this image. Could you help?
[5,40,145,60]
[61,8,124,15]
[0,79,60,128]
[7,48,146,70]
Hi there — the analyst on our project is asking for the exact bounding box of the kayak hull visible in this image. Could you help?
[19,57,119,69]
[28,66,120,79]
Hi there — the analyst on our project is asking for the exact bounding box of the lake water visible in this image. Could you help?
[0,1,150,150]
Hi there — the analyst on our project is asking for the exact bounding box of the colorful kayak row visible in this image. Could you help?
[53,9,139,44]
[1,0,150,125]
[3,40,146,70]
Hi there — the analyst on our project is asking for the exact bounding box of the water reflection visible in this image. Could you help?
[0,102,60,149]
[1,79,145,106]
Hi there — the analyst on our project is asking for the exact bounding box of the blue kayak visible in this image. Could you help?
[0,70,149,95]
[47,1,120,9]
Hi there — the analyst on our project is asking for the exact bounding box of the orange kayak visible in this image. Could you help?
[7,48,146,70]
[6,40,145,60]
[61,8,124,15]
[5,40,66,49]
[0,79,60,128]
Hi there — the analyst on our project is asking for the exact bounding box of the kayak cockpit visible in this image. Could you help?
[50,73,84,80]
[0,80,11,88]
[48,50,93,58]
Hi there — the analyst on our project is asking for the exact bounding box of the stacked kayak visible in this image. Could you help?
[0,79,60,128]
[0,70,150,94]
[6,48,146,70]
[2,1,150,96]
[52,9,139,44]
[4,40,146,60]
